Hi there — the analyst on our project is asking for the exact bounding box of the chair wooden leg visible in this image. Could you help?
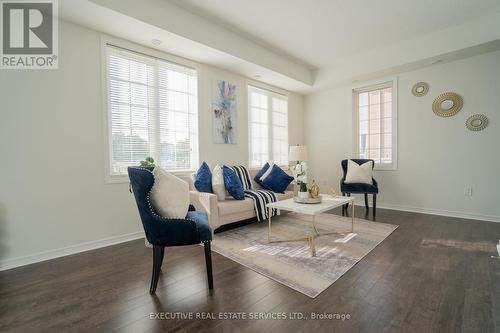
[204,241,214,290]
[344,193,350,216]
[364,193,369,212]
[342,192,345,215]
[150,245,164,294]
[373,194,377,218]
[159,247,165,268]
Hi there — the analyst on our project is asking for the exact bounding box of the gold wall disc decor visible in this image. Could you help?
[432,92,463,117]
[411,82,429,97]
[466,114,488,131]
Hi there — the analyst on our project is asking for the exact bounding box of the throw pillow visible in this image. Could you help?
[222,165,245,200]
[230,165,252,190]
[150,167,189,218]
[194,162,212,193]
[345,160,373,184]
[212,164,226,201]
[260,162,274,182]
[261,165,294,193]
[254,162,270,186]
[254,162,274,186]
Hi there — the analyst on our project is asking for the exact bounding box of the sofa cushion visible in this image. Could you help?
[223,166,245,200]
[218,198,255,216]
[194,162,213,193]
[218,191,293,217]
[261,165,294,193]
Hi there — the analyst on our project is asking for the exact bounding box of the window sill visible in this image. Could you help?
[250,164,290,171]
[105,169,195,184]
[374,165,397,171]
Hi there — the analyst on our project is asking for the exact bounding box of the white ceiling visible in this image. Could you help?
[61,0,500,93]
[173,0,500,69]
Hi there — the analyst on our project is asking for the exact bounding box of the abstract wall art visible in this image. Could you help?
[212,80,237,144]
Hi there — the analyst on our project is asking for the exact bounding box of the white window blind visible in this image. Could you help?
[354,81,396,168]
[106,45,198,176]
[248,86,288,168]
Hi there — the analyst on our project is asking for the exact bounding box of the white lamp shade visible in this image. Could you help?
[289,145,308,161]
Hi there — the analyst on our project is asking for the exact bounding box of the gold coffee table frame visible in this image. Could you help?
[266,195,355,257]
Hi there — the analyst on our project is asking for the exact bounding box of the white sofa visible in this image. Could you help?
[184,168,296,232]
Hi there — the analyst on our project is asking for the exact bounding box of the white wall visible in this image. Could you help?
[305,51,500,222]
[0,21,304,269]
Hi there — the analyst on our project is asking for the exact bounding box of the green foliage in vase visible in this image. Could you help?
[140,156,155,167]
[299,182,308,192]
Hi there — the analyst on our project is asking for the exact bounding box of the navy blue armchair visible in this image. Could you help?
[128,166,213,294]
[340,159,378,217]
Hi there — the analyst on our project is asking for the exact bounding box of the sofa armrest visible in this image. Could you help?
[190,191,219,232]
[286,181,298,194]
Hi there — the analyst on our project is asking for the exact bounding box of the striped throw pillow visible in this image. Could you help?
[230,165,252,191]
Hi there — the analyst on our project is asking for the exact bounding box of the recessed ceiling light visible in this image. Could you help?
[151,39,162,46]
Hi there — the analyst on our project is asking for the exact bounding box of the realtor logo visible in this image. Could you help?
[1,0,58,69]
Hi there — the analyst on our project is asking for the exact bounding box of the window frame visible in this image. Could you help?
[352,77,398,171]
[101,36,200,183]
[247,84,289,169]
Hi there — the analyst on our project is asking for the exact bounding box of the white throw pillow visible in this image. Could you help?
[260,162,274,181]
[345,160,373,184]
[212,164,226,201]
[150,167,189,218]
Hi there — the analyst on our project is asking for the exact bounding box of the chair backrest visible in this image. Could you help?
[127,166,156,228]
[341,159,375,178]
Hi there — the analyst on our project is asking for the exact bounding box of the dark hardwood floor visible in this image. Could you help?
[1,207,499,333]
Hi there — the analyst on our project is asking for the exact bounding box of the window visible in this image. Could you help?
[353,80,397,169]
[105,45,198,177]
[248,86,288,168]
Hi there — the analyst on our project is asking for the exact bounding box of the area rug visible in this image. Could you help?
[212,213,398,298]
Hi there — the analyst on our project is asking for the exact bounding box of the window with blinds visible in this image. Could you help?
[248,86,288,168]
[353,81,397,169]
[105,45,198,176]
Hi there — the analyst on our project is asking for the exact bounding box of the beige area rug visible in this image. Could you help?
[212,213,398,298]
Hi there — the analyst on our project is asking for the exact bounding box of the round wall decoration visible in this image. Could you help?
[411,82,429,97]
[432,92,463,117]
[466,114,488,131]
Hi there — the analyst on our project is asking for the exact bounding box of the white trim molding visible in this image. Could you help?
[352,76,398,171]
[0,231,145,272]
[100,35,201,184]
[345,200,499,223]
[376,202,500,223]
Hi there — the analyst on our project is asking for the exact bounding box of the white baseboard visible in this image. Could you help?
[0,231,145,272]
[375,202,500,223]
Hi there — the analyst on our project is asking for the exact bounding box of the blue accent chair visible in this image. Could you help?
[340,159,378,217]
[127,166,213,294]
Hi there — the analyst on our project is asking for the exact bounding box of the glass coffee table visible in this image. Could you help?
[266,194,355,257]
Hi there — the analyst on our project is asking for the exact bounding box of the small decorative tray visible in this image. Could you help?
[293,195,322,204]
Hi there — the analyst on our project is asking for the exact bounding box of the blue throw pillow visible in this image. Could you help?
[253,162,270,187]
[194,162,212,193]
[261,165,294,193]
[222,166,245,200]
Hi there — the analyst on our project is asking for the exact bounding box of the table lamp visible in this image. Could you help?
[289,145,308,185]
